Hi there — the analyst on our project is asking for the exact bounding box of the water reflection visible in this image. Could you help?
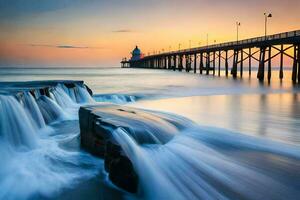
[134,92,300,145]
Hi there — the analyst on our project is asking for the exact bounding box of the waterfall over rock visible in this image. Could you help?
[0,80,95,148]
[0,80,101,200]
[23,92,46,129]
[0,95,38,150]
[36,95,69,124]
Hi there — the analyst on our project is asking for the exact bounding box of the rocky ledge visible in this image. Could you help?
[79,104,188,193]
[0,80,93,99]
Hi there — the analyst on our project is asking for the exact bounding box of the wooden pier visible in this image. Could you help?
[122,30,300,83]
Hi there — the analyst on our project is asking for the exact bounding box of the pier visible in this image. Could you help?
[121,30,300,83]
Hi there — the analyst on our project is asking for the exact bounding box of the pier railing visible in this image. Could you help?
[152,30,300,56]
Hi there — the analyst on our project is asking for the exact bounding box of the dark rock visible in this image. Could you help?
[79,107,106,157]
[79,104,191,193]
[104,141,122,172]
[39,87,51,97]
[29,90,36,98]
[108,155,138,193]
[64,83,76,88]
[84,84,93,96]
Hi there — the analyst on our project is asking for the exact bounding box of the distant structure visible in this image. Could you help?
[131,46,143,61]
[121,46,144,68]
[121,30,300,83]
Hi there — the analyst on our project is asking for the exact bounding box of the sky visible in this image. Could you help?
[0,0,299,68]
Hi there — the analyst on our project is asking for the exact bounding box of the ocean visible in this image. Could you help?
[0,67,299,200]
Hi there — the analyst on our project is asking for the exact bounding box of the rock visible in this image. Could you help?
[64,83,76,88]
[108,155,138,193]
[79,104,191,193]
[79,107,107,157]
[104,140,122,172]
[84,84,93,96]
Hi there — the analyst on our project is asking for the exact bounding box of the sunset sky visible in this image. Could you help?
[0,0,300,68]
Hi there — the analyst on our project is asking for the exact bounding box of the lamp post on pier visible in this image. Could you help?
[264,12,272,39]
[236,22,241,43]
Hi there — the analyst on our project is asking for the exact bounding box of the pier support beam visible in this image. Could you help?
[257,47,266,82]
[200,53,204,74]
[164,57,167,69]
[185,55,189,72]
[231,50,238,78]
[292,45,298,83]
[206,52,210,75]
[194,54,197,73]
[225,50,229,77]
[267,46,272,82]
[218,51,221,76]
[240,50,243,78]
[179,55,183,71]
[279,45,284,79]
[213,51,216,75]
[249,48,252,76]
[173,56,177,71]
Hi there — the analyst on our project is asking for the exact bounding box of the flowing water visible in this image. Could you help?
[0,67,299,200]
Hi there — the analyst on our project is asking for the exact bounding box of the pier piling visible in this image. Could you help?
[200,53,204,74]
[194,54,197,73]
[292,45,298,83]
[257,47,266,82]
[240,50,243,78]
[267,46,272,82]
[231,50,238,78]
[225,50,229,77]
[218,51,221,76]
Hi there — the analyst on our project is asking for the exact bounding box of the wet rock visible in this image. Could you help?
[79,107,107,157]
[108,155,138,193]
[79,104,191,193]
[64,83,76,88]
[84,84,93,96]
[104,141,122,172]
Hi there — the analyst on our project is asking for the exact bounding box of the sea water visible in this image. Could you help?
[0,67,299,200]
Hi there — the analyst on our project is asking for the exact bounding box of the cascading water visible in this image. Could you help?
[0,95,38,150]
[51,84,77,108]
[112,125,300,200]
[23,92,46,129]
[75,84,95,103]
[36,95,70,124]
[0,82,102,200]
